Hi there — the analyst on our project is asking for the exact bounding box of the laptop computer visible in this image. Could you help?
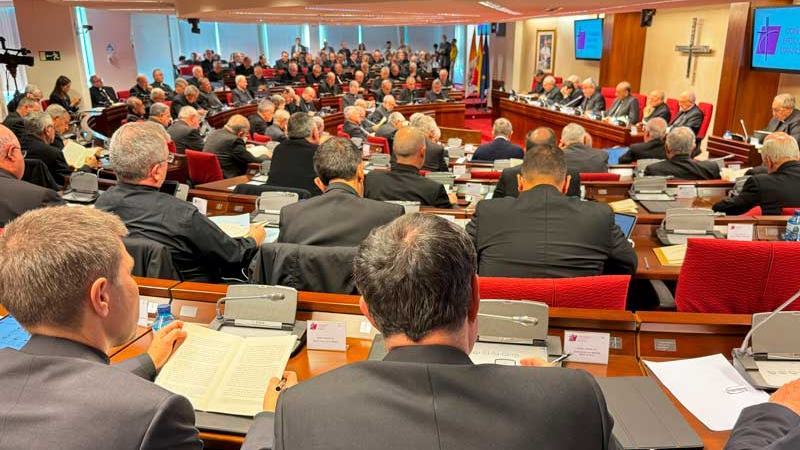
[614,212,637,239]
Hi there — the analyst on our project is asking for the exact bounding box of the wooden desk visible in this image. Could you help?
[637,311,750,360]
[584,179,734,203]
[87,104,127,139]
[707,136,761,166]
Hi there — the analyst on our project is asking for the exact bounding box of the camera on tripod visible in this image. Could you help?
[0,36,34,78]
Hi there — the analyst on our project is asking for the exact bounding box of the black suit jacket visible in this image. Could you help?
[423,140,449,172]
[561,90,584,107]
[167,120,204,154]
[365,163,452,208]
[425,90,447,102]
[713,160,800,215]
[90,86,118,108]
[3,111,27,138]
[341,93,359,108]
[467,184,636,278]
[48,93,77,113]
[0,169,64,226]
[607,96,640,123]
[343,120,369,141]
[262,345,614,450]
[232,88,254,106]
[726,402,800,450]
[618,138,666,164]
[564,143,609,173]
[494,166,581,198]
[170,95,201,118]
[643,102,671,123]
[198,91,223,110]
[368,105,391,123]
[248,114,270,136]
[318,82,341,96]
[644,155,720,180]
[20,133,73,186]
[581,92,606,113]
[541,87,563,104]
[280,72,304,84]
[472,138,524,162]
[264,124,287,143]
[670,105,704,136]
[267,138,322,196]
[203,128,266,179]
[297,98,316,113]
[277,183,404,246]
[767,109,800,144]
[374,123,397,144]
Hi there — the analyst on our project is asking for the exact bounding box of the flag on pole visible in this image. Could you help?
[479,32,490,101]
[467,29,478,95]
[473,33,483,92]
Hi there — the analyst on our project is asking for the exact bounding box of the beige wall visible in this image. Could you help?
[14,0,89,109]
[778,75,800,100]
[86,9,137,93]
[489,21,524,94]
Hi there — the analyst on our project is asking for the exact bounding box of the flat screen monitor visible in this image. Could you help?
[574,18,603,60]
[614,213,637,239]
[751,6,800,73]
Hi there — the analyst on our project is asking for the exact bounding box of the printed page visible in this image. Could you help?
[155,324,242,411]
[207,334,297,417]
[62,141,96,169]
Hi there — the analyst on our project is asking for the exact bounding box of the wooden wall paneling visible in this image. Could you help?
[600,12,647,92]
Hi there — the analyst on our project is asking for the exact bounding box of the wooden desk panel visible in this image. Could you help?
[707,136,761,167]
[637,311,750,360]
[549,308,638,357]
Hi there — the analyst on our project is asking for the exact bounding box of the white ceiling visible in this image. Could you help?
[46,0,732,25]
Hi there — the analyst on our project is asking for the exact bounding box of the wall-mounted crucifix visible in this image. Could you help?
[674,17,713,78]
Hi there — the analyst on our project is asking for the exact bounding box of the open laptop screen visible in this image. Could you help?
[614,213,637,239]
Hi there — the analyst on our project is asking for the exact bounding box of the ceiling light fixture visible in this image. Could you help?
[477,1,521,16]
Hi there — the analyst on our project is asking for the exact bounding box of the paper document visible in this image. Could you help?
[156,324,296,417]
[721,167,750,182]
[247,145,273,159]
[509,158,523,168]
[470,342,547,365]
[0,315,31,350]
[756,360,800,387]
[209,214,251,238]
[653,244,687,267]
[634,193,674,201]
[62,140,97,170]
[644,354,769,431]
[608,199,638,214]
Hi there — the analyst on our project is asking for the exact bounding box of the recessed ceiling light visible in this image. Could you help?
[477,1,521,16]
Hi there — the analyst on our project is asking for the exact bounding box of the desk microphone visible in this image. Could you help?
[740,119,750,142]
[563,95,582,108]
[736,286,800,356]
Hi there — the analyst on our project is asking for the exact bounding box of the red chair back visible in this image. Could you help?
[264,68,276,77]
[117,90,130,101]
[179,66,194,76]
[337,130,351,139]
[253,133,271,143]
[579,172,620,181]
[40,100,49,110]
[294,87,305,96]
[666,98,679,119]
[601,87,615,110]
[744,206,799,216]
[470,170,502,180]
[185,149,224,185]
[366,135,390,154]
[697,102,714,139]
[336,124,344,133]
[167,141,176,154]
[225,92,233,105]
[634,93,646,113]
[163,100,172,108]
[554,76,563,86]
[479,276,630,310]
[675,239,800,313]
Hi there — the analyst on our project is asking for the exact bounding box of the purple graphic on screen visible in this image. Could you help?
[755,24,780,56]
[577,31,586,50]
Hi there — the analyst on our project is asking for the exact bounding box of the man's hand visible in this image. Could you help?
[147,320,187,371]
[770,379,800,416]
[520,357,555,368]
[262,371,298,412]
[447,192,458,205]
[248,224,266,245]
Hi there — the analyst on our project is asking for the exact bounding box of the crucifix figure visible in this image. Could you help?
[675,17,713,78]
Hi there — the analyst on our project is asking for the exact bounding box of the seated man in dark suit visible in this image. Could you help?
[645,127,720,180]
[726,378,800,450]
[264,109,290,143]
[248,99,275,136]
[150,68,174,99]
[670,90,704,136]
[247,66,270,97]
[529,69,545,94]
[296,87,317,114]
[129,74,152,108]
[3,96,38,138]
[641,89,671,124]
[369,94,396,124]
[278,137,403,246]
[232,75,254,106]
[274,51,290,70]
[580,78,605,115]
[437,68,453,88]
[281,63,304,84]
[169,85,203,118]
[714,132,800,215]
[536,75,563,104]
[618,117,668,163]
[561,123,608,173]
[267,112,323,196]
[343,106,371,141]
[767,93,800,143]
[395,76,417,104]
[318,73,341,97]
[466,144,636,278]
[96,121,265,281]
[560,75,584,106]
[147,102,172,130]
[0,206,277,450]
[167,106,204,154]
[371,66,391,91]
[305,64,324,85]
[342,80,362,108]
[0,124,63,226]
[605,81,640,124]
[197,77,223,110]
[204,114,267,179]
[126,97,146,123]
[259,212,616,450]
[375,112,405,144]
[365,127,453,208]
[425,79,448,102]
[89,74,118,108]
[6,84,42,114]
[495,127,581,198]
[412,114,449,172]
[187,65,203,88]
[20,112,75,186]
[473,118,524,161]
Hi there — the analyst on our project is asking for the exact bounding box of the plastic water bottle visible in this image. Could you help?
[723,130,733,140]
[784,210,800,242]
[152,304,175,331]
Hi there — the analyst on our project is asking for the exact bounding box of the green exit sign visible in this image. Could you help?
[39,51,61,61]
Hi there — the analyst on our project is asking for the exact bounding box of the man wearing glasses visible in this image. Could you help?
[766,94,800,144]
[0,124,64,227]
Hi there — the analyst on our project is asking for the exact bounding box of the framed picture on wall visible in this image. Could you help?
[535,30,556,74]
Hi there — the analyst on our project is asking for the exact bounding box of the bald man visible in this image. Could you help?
[204,114,268,178]
[670,90,704,137]
[642,90,671,124]
[298,87,318,113]
[129,74,152,107]
[606,81,639,124]
[0,124,63,226]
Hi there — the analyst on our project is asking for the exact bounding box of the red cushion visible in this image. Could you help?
[117,90,130,100]
[253,133,270,143]
[634,93,646,114]
[367,135,390,154]
[185,149,224,184]
[294,87,304,96]
[167,141,176,153]
[337,130,351,139]
[579,172,620,181]
[601,87,616,110]
[179,66,194,76]
[478,275,630,310]
[742,206,798,216]
[470,170,502,180]
[666,98,679,120]
[697,102,714,139]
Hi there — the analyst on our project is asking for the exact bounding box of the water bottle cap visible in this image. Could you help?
[156,304,171,314]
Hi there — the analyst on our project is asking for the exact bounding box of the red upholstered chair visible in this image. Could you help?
[117,90,130,101]
[634,94,646,113]
[264,68,276,77]
[253,133,271,143]
[337,130,351,139]
[697,102,714,139]
[743,206,800,216]
[225,92,233,105]
[179,66,194,76]
[479,276,631,310]
[470,170,502,180]
[367,135,390,154]
[185,150,224,185]
[601,87,616,109]
[666,98,679,121]
[419,170,430,176]
[294,87,304,96]
[167,141,177,153]
[554,76,563,86]
[673,239,800,313]
[579,172,620,181]
[163,100,172,108]
[40,100,49,110]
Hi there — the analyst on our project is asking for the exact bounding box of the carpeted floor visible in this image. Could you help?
[464,114,494,143]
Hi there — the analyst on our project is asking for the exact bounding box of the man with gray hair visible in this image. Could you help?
[96,121,265,281]
[148,102,172,129]
[126,97,146,123]
[129,74,152,107]
[766,93,800,143]
[266,112,323,196]
[248,99,275,136]
[426,78,447,102]
[375,111,405,145]
[170,84,202,118]
[642,89,671,124]
[413,114,448,172]
[149,87,167,104]
[21,111,74,184]
[204,114,267,179]
[669,90,704,137]
[618,117,668,163]
[714,131,800,215]
[4,96,38,138]
[197,77,223,110]
[644,126,720,180]
[370,94,396,124]
[537,75,563,104]
[265,109,289,143]
[232,74,254,106]
[606,81,639,124]
[45,103,71,150]
[0,206,278,448]
[271,213,616,449]
[167,106,204,154]
[318,72,341,96]
[7,83,42,113]
[297,86,317,113]
[560,122,608,173]
[89,74,118,108]
[364,126,452,208]
[580,78,605,114]
[277,137,403,246]
[343,105,370,141]
[473,118,524,161]
[342,80,361,108]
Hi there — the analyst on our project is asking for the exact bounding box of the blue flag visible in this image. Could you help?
[479,32,490,101]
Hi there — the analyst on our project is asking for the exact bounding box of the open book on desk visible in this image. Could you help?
[156,324,296,417]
